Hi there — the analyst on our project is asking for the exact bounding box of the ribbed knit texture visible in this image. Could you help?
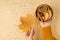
[41,26,56,40]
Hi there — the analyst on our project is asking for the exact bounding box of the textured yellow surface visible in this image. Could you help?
[0,0,60,40]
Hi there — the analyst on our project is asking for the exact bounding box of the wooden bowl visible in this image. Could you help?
[35,4,53,22]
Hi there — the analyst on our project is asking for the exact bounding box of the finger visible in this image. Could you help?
[29,28,35,38]
[26,31,30,36]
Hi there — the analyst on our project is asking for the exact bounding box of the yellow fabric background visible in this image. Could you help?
[0,0,60,40]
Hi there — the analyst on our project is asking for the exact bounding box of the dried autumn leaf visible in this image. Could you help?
[18,14,36,32]
[18,24,30,32]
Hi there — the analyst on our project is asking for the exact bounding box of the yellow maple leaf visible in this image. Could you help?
[18,14,36,32]
[18,24,30,32]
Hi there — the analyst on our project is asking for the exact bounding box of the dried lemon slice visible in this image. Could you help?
[36,4,53,22]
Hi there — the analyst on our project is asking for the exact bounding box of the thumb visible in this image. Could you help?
[29,28,34,38]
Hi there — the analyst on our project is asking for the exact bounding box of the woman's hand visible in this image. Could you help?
[26,28,35,40]
[40,19,52,27]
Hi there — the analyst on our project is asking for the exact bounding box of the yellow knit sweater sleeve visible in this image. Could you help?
[41,26,56,40]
